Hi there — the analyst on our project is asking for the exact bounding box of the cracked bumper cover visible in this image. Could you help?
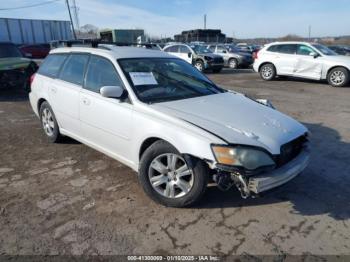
[248,149,310,194]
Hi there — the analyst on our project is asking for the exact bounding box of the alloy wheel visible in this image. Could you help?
[148,153,194,199]
[261,65,273,79]
[330,70,345,86]
[229,59,237,69]
[195,62,203,72]
[41,108,55,136]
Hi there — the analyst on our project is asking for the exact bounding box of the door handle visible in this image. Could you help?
[82,97,90,105]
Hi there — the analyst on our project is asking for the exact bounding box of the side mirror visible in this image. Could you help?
[188,52,192,58]
[100,86,124,99]
[222,50,227,54]
[309,52,319,58]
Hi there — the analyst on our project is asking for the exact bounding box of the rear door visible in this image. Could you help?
[268,44,297,75]
[79,55,134,164]
[293,44,323,80]
[49,53,89,135]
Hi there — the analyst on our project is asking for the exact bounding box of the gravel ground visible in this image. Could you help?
[0,69,349,257]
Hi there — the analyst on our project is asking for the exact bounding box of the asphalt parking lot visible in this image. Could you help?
[0,69,350,257]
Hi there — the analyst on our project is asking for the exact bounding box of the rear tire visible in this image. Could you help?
[327,67,349,87]
[138,140,209,207]
[228,58,238,69]
[39,101,62,143]
[260,63,276,81]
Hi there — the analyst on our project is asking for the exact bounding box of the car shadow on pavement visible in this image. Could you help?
[207,68,254,75]
[198,122,350,221]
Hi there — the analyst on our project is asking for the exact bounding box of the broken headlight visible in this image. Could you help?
[211,145,275,170]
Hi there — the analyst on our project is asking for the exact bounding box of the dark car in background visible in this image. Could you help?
[208,44,253,69]
[163,43,224,73]
[19,44,50,59]
[0,42,38,92]
[328,45,350,56]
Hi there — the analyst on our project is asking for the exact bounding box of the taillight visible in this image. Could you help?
[253,51,259,60]
[30,73,36,86]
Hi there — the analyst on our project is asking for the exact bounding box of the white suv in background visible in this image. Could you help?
[29,45,309,207]
[253,42,350,87]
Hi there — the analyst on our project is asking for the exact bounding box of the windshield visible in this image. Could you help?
[191,45,212,54]
[119,58,224,103]
[312,44,338,56]
[0,44,23,58]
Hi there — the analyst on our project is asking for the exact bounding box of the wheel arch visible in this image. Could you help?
[258,62,276,72]
[326,65,350,78]
[139,137,168,160]
[37,98,47,114]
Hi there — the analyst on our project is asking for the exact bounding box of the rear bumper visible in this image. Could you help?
[248,149,310,194]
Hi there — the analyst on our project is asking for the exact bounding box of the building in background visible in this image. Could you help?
[174,29,226,43]
[99,29,145,44]
[0,18,73,44]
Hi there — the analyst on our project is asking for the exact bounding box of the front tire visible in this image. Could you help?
[138,140,209,207]
[327,67,349,87]
[39,101,62,143]
[260,63,276,81]
[194,60,204,72]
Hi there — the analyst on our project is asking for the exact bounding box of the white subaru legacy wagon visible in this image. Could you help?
[29,45,310,207]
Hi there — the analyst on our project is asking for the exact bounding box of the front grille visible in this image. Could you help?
[275,135,307,167]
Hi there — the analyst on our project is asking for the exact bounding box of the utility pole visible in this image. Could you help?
[204,14,206,30]
[308,25,311,41]
[66,0,77,39]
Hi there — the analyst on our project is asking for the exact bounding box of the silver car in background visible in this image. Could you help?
[208,44,254,69]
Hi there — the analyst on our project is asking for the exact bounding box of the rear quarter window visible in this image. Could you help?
[38,54,68,78]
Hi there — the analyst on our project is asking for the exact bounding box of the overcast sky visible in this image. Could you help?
[1,0,349,38]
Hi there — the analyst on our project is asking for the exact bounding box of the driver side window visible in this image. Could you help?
[297,45,316,56]
[84,56,123,93]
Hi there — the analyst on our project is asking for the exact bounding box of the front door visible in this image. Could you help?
[293,44,323,80]
[79,55,134,165]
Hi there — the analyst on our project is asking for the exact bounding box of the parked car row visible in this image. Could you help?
[162,43,255,72]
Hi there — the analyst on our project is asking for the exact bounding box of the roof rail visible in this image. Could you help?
[49,39,160,49]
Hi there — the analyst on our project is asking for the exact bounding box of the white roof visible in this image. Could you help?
[50,46,173,59]
[267,41,315,45]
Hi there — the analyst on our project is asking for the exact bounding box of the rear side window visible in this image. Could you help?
[164,45,179,53]
[84,56,123,93]
[268,44,296,54]
[38,54,67,78]
[59,54,89,85]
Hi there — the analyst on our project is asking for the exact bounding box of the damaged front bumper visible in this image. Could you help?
[213,147,310,197]
[248,149,310,194]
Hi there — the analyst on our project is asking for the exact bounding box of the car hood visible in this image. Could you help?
[0,57,31,70]
[151,92,307,154]
[320,55,350,63]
